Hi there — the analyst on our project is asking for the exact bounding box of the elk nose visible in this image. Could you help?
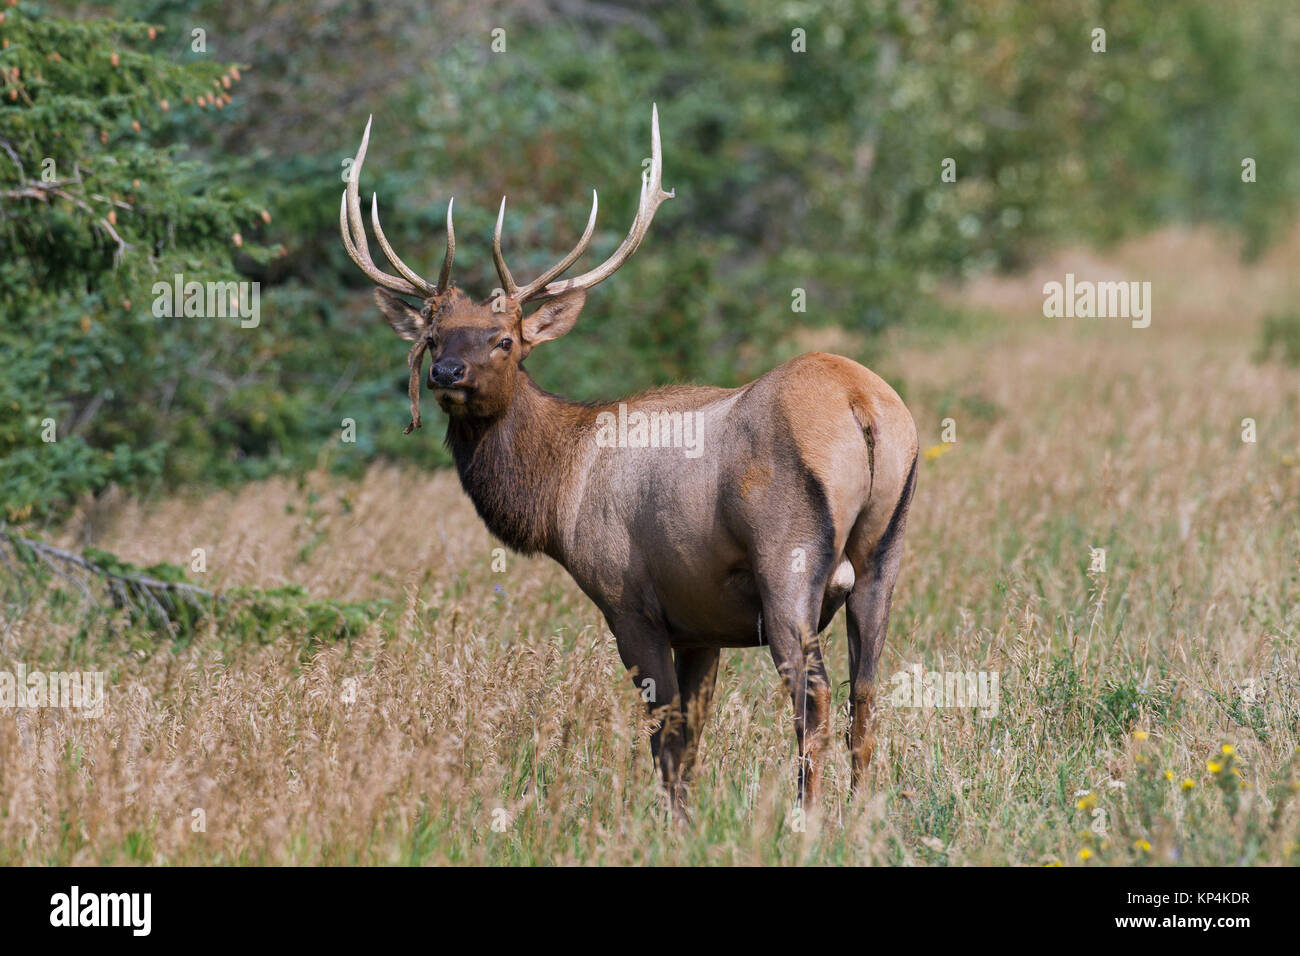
[429,359,467,388]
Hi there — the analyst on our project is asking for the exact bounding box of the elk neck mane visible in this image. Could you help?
[443,368,594,559]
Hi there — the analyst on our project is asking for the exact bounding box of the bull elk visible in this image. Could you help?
[339,105,918,812]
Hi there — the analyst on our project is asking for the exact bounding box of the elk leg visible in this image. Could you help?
[610,621,688,815]
[758,581,832,808]
[674,647,721,787]
[846,459,917,795]
[845,572,890,795]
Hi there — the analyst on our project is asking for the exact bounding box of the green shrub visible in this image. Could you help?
[1255,312,1300,367]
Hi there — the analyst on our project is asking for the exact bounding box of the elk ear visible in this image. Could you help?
[374,288,427,342]
[520,289,586,352]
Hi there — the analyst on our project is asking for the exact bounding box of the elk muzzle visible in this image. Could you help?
[429,358,467,389]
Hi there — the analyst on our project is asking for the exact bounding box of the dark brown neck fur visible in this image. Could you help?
[444,371,592,559]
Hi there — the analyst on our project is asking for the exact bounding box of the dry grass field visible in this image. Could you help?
[3,225,1299,865]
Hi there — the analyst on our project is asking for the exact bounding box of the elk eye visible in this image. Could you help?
[496,337,512,352]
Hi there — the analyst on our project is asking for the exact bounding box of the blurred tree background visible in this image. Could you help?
[3,0,1298,524]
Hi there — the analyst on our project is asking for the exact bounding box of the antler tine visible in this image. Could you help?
[492,197,518,298]
[539,103,674,299]
[340,194,418,295]
[339,116,431,298]
[510,189,600,302]
[370,194,433,293]
[438,197,456,292]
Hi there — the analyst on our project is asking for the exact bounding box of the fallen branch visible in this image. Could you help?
[1,532,215,599]
[0,529,218,635]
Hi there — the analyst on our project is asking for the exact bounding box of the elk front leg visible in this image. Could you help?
[610,619,688,815]
[674,647,720,788]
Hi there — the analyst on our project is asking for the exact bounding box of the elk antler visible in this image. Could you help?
[492,103,674,305]
[339,116,454,298]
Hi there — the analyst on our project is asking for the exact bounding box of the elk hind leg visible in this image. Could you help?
[757,563,833,808]
[846,457,916,795]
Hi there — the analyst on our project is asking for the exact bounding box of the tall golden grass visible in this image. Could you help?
[2,225,1298,864]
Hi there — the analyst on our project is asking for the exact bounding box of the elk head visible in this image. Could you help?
[339,106,675,430]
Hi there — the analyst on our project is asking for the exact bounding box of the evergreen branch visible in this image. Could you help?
[0,529,218,636]
[0,530,216,600]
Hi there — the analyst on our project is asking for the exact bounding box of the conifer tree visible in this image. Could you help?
[1,5,268,520]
